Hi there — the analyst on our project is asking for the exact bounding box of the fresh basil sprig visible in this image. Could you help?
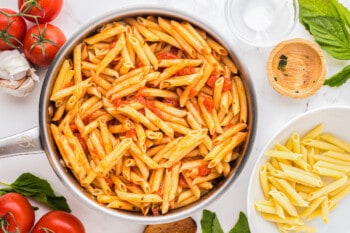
[324,65,350,87]
[298,0,350,87]
[229,212,250,233]
[0,172,71,212]
[201,209,250,233]
[201,209,224,233]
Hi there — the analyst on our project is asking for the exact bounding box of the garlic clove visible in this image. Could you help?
[0,50,39,97]
[28,67,39,81]
[0,78,25,89]
[0,69,10,80]
[0,77,35,97]
[0,50,38,81]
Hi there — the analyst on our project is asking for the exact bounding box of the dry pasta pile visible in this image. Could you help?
[48,15,250,215]
[255,123,350,232]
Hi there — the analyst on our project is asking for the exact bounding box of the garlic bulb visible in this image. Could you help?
[0,50,39,97]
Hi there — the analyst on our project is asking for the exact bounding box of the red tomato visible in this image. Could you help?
[222,77,232,92]
[74,132,87,153]
[113,99,122,108]
[189,87,197,98]
[162,98,179,107]
[31,210,85,233]
[176,67,195,76]
[178,175,188,188]
[18,0,63,23]
[126,128,136,138]
[206,75,232,92]
[198,166,211,176]
[0,193,35,233]
[23,23,66,67]
[0,8,27,50]
[202,95,215,112]
[206,74,218,88]
[135,94,147,105]
[156,51,178,60]
[82,114,93,124]
[136,96,164,119]
[113,99,129,108]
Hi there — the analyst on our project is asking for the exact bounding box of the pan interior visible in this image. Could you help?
[39,6,257,224]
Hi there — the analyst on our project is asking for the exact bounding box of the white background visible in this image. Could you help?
[1,0,350,232]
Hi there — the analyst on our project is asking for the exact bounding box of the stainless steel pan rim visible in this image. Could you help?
[39,4,257,224]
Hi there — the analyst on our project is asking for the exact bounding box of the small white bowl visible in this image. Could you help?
[247,106,350,233]
[224,0,298,47]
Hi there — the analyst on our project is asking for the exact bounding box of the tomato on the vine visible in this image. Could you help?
[18,0,63,23]
[0,192,35,233]
[31,210,85,233]
[23,23,66,67]
[0,8,27,50]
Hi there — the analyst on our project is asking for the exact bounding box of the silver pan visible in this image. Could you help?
[0,5,257,224]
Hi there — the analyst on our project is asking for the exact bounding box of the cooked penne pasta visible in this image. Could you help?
[85,23,126,44]
[206,37,227,56]
[52,59,74,94]
[96,33,125,75]
[49,16,250,216]
[117,190,162,203]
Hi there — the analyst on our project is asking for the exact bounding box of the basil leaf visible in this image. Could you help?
[201,209,215,233]
[299,0,350,60]
[324,64,350,87]
[0,172,71,212]
[201,209,224,233]
[298,0,341,20]
[30,192,71,212]
[229,212,250,233]
[9,172,55,196]
[336,1,350,27]
[212,215,224,233]
[302,16,350,60]
[299,0,350,87]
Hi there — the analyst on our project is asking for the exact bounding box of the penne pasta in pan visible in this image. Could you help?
[48,14,252,216]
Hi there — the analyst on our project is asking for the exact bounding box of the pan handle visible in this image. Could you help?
[0,127,44,158]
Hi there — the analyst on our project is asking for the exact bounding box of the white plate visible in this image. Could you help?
[247,106,350,233]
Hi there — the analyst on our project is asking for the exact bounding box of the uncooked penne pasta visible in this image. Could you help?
[269,190,298,216]
[254,200,277,215]
[255,123,350,232]
[302,138,345,152]
[320,133,350,152]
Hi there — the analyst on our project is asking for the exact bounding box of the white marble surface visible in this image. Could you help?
[1,0,350,232]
